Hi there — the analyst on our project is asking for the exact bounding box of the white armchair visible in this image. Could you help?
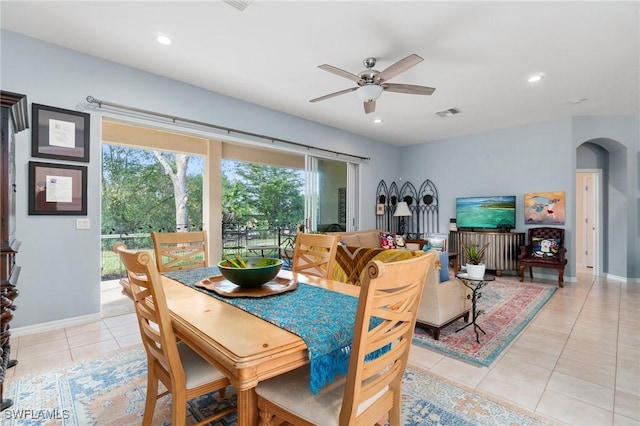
[416,250,471,340]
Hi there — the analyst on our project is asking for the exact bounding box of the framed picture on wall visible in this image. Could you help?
[376,203,385,215]
[32,103,90,162]
[28,161,88,215]
[524,191,565,225]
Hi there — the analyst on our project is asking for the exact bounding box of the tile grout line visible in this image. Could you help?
[532,272,595,419]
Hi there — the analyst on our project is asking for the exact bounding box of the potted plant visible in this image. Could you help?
[461,242,490,279]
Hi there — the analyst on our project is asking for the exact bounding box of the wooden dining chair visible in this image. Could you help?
[291,233,339,279]
[256,253,434,426]
[113,243,234,426]
[151,230,208,272]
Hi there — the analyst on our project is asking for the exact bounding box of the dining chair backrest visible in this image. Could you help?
[113,243,186,384]
[255,252,434,426]
[113,242,233,425]
[291,233,339,279]
[151,230,208,272]
[339,254,432,425]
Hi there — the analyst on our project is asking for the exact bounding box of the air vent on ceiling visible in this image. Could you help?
[224,0,253,11]
[435,108,460,118]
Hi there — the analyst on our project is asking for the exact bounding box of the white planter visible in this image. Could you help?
[466,263,486,279]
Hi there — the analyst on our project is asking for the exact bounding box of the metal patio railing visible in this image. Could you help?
[101,226,298,281]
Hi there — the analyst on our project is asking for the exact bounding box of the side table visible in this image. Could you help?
[455,273,495,343]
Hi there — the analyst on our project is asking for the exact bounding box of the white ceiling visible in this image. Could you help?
[1,1,638,146]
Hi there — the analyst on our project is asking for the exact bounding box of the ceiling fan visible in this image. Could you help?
[309,54,435,114]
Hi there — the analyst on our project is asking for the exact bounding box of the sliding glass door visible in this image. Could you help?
[305,156,359,232]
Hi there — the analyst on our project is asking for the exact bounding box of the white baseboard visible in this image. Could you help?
[11,313,102,338]
[605,273,629,283]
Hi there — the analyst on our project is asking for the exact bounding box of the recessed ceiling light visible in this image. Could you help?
[156,34,172,46]
[373,118,383,124]
[527,73,545,83]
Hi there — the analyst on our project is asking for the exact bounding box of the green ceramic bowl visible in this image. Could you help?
[217,257,283,288]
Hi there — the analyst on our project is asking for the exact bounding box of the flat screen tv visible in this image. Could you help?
[456,195,516,231]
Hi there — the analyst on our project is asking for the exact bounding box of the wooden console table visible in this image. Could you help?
[449,231,524,276]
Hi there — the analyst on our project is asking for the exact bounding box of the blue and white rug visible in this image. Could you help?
[3,347,558,425]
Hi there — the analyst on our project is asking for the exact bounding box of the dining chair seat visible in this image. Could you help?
[256,366,387,426]
[173,341,229,390]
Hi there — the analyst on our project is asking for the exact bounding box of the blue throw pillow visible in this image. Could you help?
[439,251,450,282]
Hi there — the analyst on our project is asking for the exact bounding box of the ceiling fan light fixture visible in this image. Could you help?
[312,54,432,114]
[356,85,383,102]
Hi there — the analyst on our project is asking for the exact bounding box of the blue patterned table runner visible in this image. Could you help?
[163,267,358,393]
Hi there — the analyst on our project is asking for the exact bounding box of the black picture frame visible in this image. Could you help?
[32,103,90,162]
[28,161,87,215]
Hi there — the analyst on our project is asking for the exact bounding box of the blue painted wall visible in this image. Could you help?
[400,116,639,280]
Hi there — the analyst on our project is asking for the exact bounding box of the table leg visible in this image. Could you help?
[237,388,258,426]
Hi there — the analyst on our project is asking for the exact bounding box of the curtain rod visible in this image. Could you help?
[85,96,370,161]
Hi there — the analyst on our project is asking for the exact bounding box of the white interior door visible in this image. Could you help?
[584,175,595,268]
[577,170,600,274]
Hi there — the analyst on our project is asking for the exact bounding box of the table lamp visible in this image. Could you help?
[393,201,412,234]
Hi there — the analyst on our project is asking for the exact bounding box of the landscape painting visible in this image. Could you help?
[524,191,565,225]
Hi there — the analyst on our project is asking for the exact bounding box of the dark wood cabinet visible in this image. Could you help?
[1,90,28,411]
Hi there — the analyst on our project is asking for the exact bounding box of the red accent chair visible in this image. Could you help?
[518,227,567,288]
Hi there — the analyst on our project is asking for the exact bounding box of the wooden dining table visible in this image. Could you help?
[151,269,360,426]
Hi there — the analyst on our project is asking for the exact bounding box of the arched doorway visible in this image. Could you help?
[576,138,628,279]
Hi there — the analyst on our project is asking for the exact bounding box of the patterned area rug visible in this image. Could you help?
[412,276,557,367]
[3,347,556,426]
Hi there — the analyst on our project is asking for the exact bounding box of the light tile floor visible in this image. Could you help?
[409,269,640,426]
[5,269,639,425]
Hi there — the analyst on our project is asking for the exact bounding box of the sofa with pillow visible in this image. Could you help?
[327,229,427,251]
[331,244,425,287]
[326,230,470,339]
[416,249,472,339]
[326,229,421,285]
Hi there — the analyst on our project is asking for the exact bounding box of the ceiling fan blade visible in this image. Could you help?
[318,64,363,83]
[309,87,358,103]
[364,101,376,114]
[376,54,424,83]
[382,83,435,95]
